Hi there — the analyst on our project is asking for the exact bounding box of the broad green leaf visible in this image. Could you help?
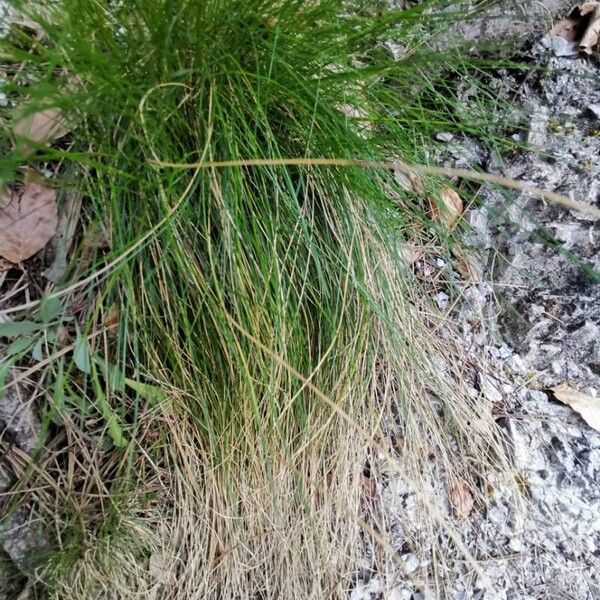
[125,378,166,405]
[7,336,35,356]
[31,338,45,361]
[0,320,43,338]
[73,336,91,374]
[49,410,64,426]
[37,296,64,323]
[72,394,94,417]
[0,360,13,394]
[93,357,125,391]
[52,362,67,411]
[48,370,78,425]
[91,361,127,448]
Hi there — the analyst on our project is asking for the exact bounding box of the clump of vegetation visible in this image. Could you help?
[1,1,511,597]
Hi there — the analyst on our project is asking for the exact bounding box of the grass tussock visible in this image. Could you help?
[1,1,514,597]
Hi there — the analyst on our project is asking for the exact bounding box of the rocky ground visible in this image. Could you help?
[450,0,571,43]
[1,1,599,599]
[352,3,600,599]
[462,39,600,597]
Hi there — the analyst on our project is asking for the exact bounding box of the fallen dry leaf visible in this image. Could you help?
[13,106,70,155]
[547,10,583,42]
[550,18,580,42]
[552,383,600,432]
[394,166,425,194]
[0,182,58,263]
[452,248,482,282]
[547,2,600,54]
[431,186,463,228]
[399,243,423,265]
[448,480,474,520]
[579,1,600,54]
[82,223,111,252]
[105,305,120,338]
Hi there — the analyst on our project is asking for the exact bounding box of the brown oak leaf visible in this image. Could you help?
[0,182,58,263]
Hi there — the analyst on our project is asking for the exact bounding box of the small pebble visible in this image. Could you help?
[486,506,507,526]
[402,553,420,574]
[434,291,449,309]
[474,574,491,591]
[479,373,503,403]
[547,36,578,57]
[508,537,523,553]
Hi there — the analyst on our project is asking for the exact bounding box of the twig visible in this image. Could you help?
[149,156,600,219]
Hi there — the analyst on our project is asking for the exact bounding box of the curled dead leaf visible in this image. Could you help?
[394,166,425,194]
[548,15,582,42]
[431,186,463,228]
[546,2,600,55]
[13,106,70,155]
[399,243,423,265]
[579,1,600,54]
[0,182,58,263]
[55,325,70,348]
[82,223,111,251]
[452,248,482,282]
[448,480,474,520]
[551,383,600,432]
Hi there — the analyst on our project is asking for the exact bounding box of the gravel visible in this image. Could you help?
[352,2,600,598]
